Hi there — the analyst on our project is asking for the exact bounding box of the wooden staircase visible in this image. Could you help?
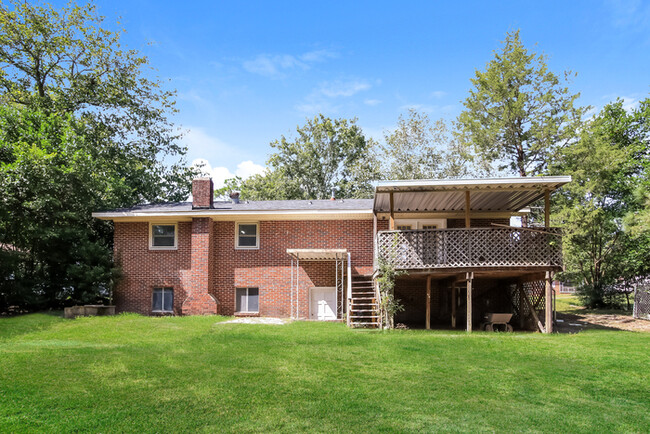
[348,275,380,328]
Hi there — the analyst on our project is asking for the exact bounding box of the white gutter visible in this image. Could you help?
[92,209,374,219]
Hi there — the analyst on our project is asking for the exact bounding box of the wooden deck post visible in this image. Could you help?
[544,189,550,229]
[466,272,473,332]
[545,271,553,334]
[451,286,457,329]
[465,191,471,228]
[517,281,525,329]
[389,191,395,230]
[426,275,431,330]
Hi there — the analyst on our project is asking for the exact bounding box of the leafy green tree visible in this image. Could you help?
[222,114,379,200]
[0,1,195,310]
[0,0,194,203]
[0,107,120,309]
[379,108,474,180]
[550,98,650,307]
[457,30,586,177]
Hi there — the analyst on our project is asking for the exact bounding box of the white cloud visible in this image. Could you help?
[181,126,234,156]
[319,80,372,97]
[192,158,266,189]
[431,90,447,99]
[364,99,382,106]
[299,49,338,63]
[606,0,650,29]
[242,49,338,78]
[295,79,376,115]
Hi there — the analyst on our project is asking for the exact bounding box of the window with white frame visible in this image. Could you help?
[236,287,259,312]
[422,224,438,230]
[152,287,173,312]
[150,223,177,249]
[396,225,412,230]
[236,222,259,249]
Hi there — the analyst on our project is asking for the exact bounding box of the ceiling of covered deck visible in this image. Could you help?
[373,176,571,213]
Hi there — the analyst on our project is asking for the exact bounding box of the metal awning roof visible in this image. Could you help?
[286,249,348,261]
[373,176,571,213]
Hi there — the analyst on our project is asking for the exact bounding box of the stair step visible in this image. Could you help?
[351,291,375,296]
[350,322,380,327]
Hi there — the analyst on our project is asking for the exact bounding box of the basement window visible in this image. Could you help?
[236,222,259,249]
[152,287,174,313]
[150,223,177,249]
[236,287,259,313]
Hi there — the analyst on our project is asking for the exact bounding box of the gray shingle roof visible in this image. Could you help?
[97,199,374,214]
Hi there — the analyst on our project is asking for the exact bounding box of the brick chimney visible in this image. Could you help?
[192,177,213,209]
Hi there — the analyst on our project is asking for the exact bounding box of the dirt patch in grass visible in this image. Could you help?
[557,311,650,333]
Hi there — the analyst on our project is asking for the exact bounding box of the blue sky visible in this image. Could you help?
[85,0,649,186]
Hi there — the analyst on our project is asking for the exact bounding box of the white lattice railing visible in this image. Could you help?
[376,227,562,270]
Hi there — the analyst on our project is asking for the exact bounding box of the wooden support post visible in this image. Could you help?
[426,275,431,330]
[545,271,553,334]
[389,192,395,230]
[466,272,473,332]
[518,281,525,329]
[465,191,471,228]
[544,189,550,229]
[451,286,457,329]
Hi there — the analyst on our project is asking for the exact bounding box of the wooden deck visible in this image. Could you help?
[376,227,562,271]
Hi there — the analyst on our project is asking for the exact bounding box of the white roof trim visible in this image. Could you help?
[375,176,571,190]
[93,209,374,219]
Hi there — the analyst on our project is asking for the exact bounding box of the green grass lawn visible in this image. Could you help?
[1,314,649,432]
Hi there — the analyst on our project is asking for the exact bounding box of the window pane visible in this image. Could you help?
[236,288,246,312]
[248,288,259,312]
[152,225,175,247]
[153,225,175,236]
[239,224,257,236]
[154,236,175,246]
[238,236,257,247]
[163,289,173,312]
[152,289,162,311]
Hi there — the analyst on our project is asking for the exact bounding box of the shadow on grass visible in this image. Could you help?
[0,312,64,340]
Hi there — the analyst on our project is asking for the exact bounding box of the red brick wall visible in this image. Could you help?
[113,222,191,315]
[181,218,218,315]
[213,220,374,317]
[113,218,374,317]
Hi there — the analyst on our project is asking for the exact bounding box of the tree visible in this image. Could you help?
[0,107,119,309]
[379,108,474,180]
[457,30,586,177]
[0,0,194,204]
[0,1,195,310]
[222,114,379,200]
[550,98,650,307]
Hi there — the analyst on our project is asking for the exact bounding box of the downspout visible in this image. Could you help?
[347,252,352,327]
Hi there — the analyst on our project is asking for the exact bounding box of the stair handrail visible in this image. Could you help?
[346,252,352,327]
[375,278,383,329]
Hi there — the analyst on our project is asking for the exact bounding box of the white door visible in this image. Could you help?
[309,287,337,320]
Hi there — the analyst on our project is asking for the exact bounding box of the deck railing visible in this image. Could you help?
[376,227,562,270]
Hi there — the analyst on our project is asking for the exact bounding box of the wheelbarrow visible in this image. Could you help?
[482,313,513,332]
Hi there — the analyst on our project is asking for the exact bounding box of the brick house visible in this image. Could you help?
[93,176,570,332]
